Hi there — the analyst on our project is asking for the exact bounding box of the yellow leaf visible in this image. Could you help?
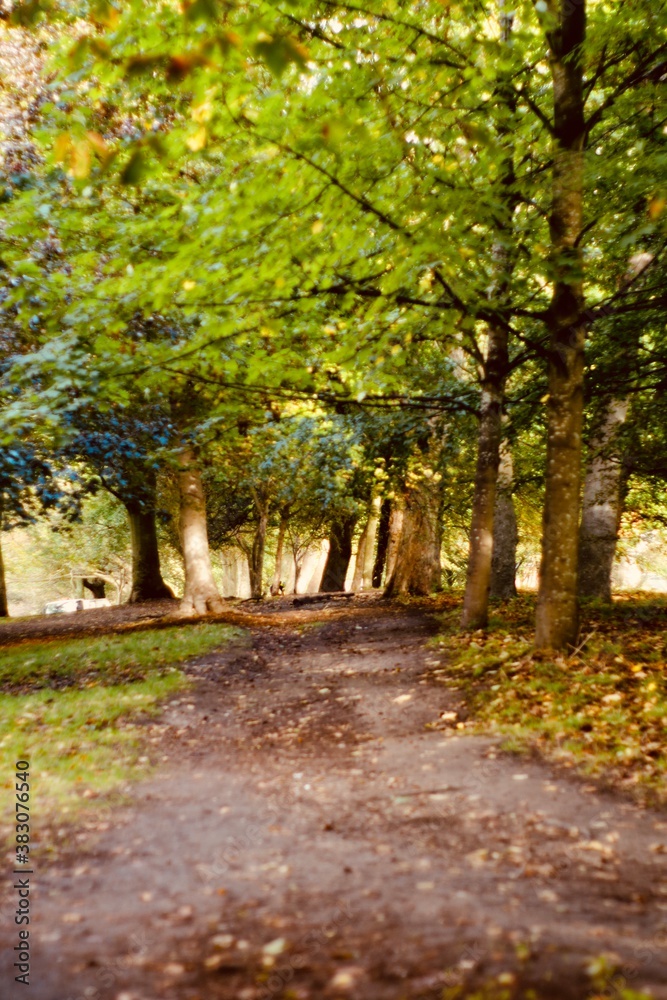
[649,196,666,220]
[191,97,213,123]
[311,219,324,234]
[53,133,72,163]
[182,279,196,290]
[186,127,207,151]
[70,140,91,179]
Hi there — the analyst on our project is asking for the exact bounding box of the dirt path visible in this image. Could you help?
[3,605,667,1000]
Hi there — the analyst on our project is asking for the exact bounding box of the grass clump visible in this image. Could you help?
[0,622,240,842]
[430,594,667,805]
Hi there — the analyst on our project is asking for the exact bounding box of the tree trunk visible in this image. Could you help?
[0,530,8,618]
[578,400,629,601]
[490,444,518,600]
[385,504,404,583]
[372,498,392,588]
[385,486,441,598]
[271,508,289,595]
[83,577,106,599]
[178,448,224,615]
[351,522,369,592]
[461,3,515,628]
[126,504,174,603]
[578,254,651,601]
[535,0,587,650]
[351,497,381,591]
[461,326,508,628]
[320,515,356,592]
[248,490,269,600]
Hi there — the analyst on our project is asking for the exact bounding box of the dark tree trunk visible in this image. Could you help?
[126,504,174,604]
[178,448,224,615]
[535,0,587,650]
[0,529,8,618]
[249,489,269,600]
[83,577,106,600]
[372,498,392,588]
[490,445,518,600]
[320,515,356,592]
[578,400,629,601]
[461,4,515,629]
[461,325,508,628]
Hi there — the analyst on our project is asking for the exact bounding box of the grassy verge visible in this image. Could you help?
[429,594,667,806]
[0,622,240,847]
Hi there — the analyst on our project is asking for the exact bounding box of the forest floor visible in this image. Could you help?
[2,599,667,1000]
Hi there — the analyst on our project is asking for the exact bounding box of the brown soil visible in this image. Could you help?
[2,602,666,1000]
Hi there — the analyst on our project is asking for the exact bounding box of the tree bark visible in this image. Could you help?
[461,2,515,629]
[385,504,404,583]
[372,498,392,588]
[578,400,629,601]
[351,496,381,591]
[0,530,8,618]
[461,325,508,627]
[126,503,174,603]
[178,448,225,615]
[385,485,441,597]
[535,0,587,649]
[271,507,289,595]
[320,515,356,592]
[490,444,518,600]
[248,488,269,600]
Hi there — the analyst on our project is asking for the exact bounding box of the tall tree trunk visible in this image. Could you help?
[271,507,289,595]
[385,504,404,583]
[461,325,508,627]
[248,488,269,600]
[372,498,392,588]
[351,496,381,591]
[351,522,369,592]
[320,515,356,592]
[178,448,224,615]
[126,502,174,604]
[535,0,587,650]
[578,400,629,601]
[0,529,8,618]
[490,443,518,600]
[461,2,515,629]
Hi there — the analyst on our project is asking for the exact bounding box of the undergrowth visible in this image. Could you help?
[428,594,667,806]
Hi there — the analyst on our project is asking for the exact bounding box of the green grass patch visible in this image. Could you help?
[429,595,667,805]
[0,623,241,844]
[0,622,241,692]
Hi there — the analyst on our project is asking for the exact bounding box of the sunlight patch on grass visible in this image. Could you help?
[0,622,241,843]
[0,622,241,692]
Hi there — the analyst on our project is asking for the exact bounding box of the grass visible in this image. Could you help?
[428,593,667,806]
[0,622,241,692]
[0,622,241,845]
